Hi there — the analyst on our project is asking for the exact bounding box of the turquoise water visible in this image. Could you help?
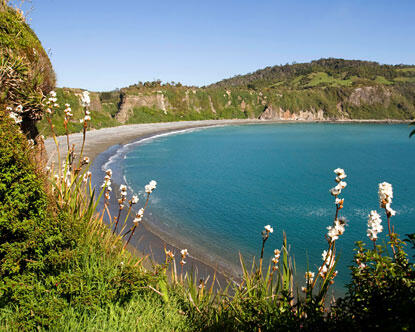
[112,123,415,292]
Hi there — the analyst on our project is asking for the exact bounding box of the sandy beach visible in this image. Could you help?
[44,119,264,163]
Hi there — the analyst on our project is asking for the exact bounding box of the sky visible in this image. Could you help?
[14,0,415,91]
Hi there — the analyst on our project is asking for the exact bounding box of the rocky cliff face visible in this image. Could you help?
[258,106,326,121]
[116,92,169,123]
[348,86,392,107]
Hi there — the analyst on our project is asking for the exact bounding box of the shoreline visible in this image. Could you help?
[44,118,411,287]
[44,118,412,163]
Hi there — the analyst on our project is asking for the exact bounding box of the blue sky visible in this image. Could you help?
[15,0,415,91]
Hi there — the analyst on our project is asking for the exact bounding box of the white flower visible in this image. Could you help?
[65,103,70,107]
[84,115,91,121]
[49,90,57,97]
[320,249,335,278]
[264,225,273,233]
[301,286,307,292]
[83,171,92,183]
[378,182,393,206]
[333,168,345,175]
[120,184,127,192]
[327,219,345,242]
[367,210,383,241]
[305,271,315,283]
[131,195,139,204]
[336,173,347,180]
[15,105,23,113]
[335,198,344,205]
[9,112,22,124]
[330,187,341,196]
[274,249,281,258]
[101,179,111,188]
[133,216,142,225]
[133,208,145,225]
[81,91,90,107]
[106,169,112,177]
[322,249,332,262]
[319,264,328,278]
[338,181,347,189]
[6,106,12,111]
[145,180,157,194]
[181,249,189,257]
[83,157,89,164]
[180,260,186,265]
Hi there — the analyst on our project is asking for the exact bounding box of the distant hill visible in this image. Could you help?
[38,59,415,136]
[210,58,415,89]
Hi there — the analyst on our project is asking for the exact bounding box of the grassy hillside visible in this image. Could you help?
[210,58,415,89]
[0,1,55,138]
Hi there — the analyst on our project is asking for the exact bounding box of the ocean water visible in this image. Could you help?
[106,123,415,293]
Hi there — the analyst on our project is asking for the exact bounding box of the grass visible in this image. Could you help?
[51,293,188,331]
[304,72,353,88]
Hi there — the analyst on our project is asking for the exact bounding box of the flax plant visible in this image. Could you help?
[301,168,347,304]
[123,181,156,250]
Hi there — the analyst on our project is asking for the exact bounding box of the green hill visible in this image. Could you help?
[37,59,415,136]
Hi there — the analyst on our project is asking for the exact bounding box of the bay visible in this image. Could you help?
[115,123,415,293]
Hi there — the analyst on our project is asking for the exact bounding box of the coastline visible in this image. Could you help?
[44,118,412,286]
[43,118,411,164]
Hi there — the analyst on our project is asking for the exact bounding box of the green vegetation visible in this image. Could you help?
[0,2,55,138]
[0,109,189,330]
